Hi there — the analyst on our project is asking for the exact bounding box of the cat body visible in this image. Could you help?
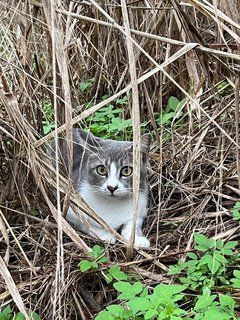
[50,129,150,248]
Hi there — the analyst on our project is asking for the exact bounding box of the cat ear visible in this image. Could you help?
[75,129,100,154]
[127,133,151,154]
[140,133,151,155]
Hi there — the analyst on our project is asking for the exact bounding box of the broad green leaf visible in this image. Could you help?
[114,281,143,300]
[132,282,143,295]
[203,307,232,320]
[89,245,105,257]
[233,270,240,279]
[194,233,215,251]
[15,312,25,320]
[107,304,125,315]
[198,254,213,267]
[223,241,237,250]
[231,270,240,288]
[187,252,198,260]
[166,96,180,112]
[31,312,41,320]
[113,281,132,293]
[95,310,115,320]
[98,256,108,263]
[157,112,175,125]
[108,266,128,281]
[0,305,13,320]
[219,294,235,312]
[144,308,158,320]
[216,239,223,250]
[79,260,93,272]
[127,297,153,313]
[194,289,216,311]
[207,258,220,275]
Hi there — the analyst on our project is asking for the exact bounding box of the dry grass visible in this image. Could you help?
[0,0,240,319]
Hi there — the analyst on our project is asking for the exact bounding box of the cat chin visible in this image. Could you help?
[101,191,130,198]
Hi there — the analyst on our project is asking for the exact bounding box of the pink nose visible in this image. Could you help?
[107,186,118,194]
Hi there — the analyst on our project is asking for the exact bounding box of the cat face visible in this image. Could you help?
[82,135,150,198]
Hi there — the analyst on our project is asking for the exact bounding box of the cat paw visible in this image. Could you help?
[92,229,117,244]
[134,236,150,249]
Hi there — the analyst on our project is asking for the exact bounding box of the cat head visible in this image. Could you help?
[79,131,151,198]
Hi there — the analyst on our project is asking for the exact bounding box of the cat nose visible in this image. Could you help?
[107,185,118,194]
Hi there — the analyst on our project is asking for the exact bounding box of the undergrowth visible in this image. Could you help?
[42,79,187,139]
[79,232,240,320]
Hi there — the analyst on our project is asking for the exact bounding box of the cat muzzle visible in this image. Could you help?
[107,185,118,195]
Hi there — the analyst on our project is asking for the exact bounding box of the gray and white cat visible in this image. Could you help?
[50,129,151,248]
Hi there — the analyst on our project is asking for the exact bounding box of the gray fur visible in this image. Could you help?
[49,129,151,248]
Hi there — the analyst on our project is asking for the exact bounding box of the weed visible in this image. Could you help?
[168,233,239,290]
[42,100,55,135]
[0,305,40,320]
[231,202,240,222]
[79,232,240,320]
[155,96,185,126]
[79,245,108,272]
[84,95,133,140]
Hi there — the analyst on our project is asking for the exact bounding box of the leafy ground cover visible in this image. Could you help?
[0,1,239,319]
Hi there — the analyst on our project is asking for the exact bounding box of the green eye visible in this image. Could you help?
[121,166,133,177]
[96,165,107,176]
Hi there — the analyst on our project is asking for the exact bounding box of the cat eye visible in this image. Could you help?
[121,166,133,177]
[96,165,107,176]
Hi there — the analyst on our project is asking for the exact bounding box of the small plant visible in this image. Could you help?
[155,96,185,126]
[96,283,187,320]
[79,245,108,272]
[168,233,239,291]
[0,305,41,320]
[42,100,55,135]
[231,201,240,222]
[192,287,238,320]
[79,78,94,92]
[79,235,240,320]
[84,95,133,140]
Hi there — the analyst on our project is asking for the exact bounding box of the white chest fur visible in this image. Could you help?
[66,182,150,248]
[79,183,147,229]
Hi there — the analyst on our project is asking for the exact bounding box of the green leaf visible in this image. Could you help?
[14,312,25,320]
[31,312,41,320]
[89,245,105,258]
[114,281,143,300]
[98,256,108,264]
[108,266,128,281]
[0,306,12,320]
[194,289,216,311]
[95,310,115,320]
[166,96,180,112]
[223,241,238,250]
[219,294,235,312]
[156,112,175,125]
[79,260,93,272]
[233,270,240,279]
[187,252,198,260]
[106,304,126,316]
[194,233,215,251]
[127,297,153,313]
[115,96,128,105]
[144,308,158,319]
[207,257,221,275]
[216,239,223,250]
[231,270,240,288]
[79,79,93,92]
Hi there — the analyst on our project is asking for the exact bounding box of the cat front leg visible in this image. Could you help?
[121,218,150,248]
[89,226,117,244]
[66,208,116,243]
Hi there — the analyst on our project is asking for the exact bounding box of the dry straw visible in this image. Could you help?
[0,0,239,319]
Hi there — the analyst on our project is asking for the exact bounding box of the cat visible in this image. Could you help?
[49,129,151,248]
